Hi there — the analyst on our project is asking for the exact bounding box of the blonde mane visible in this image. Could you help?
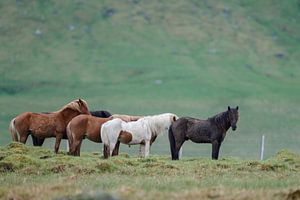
[55,99,88,113]
[112,114,143,122]
[138,113,178,137]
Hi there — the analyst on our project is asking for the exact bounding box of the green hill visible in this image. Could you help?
[0,0,299,159]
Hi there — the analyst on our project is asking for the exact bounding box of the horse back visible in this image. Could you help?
[14,112,59,136]
[171,117,214,143]
[70,114,112,143]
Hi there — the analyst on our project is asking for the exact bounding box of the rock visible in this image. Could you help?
[275,53,284,59]
[34,29,42,36]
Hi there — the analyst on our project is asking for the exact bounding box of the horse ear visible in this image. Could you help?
[78,99,84,105]
[173,116,177,122]
[228,106,231,111]
[236,106,239,110]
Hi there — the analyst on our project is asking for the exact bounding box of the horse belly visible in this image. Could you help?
[30,117,56,137]
[31,126,56,138]
[118,131,133,144]
[83,121,99,142]
[86,130,101,143]
[187,131,212,143]
[122,124,149,145]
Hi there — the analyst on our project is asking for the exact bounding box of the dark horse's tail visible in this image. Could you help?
[168,125,178,160]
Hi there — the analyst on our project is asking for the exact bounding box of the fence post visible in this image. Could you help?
[260,134,265,160]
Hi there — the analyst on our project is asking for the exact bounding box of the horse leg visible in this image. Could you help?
[19,133,29,144]
[139,144,145,158]
[103,144,110,159]
[173,140,185,160]
[76,140,83,156]
[144,140,151,157]
[112,141,120,156]
[71,139,81,156]
[109,142,116,157]
[54,134,63,154]
[212,140,221,160]
[68,140,75,156]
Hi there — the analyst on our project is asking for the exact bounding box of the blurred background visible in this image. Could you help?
[0,0,299,159]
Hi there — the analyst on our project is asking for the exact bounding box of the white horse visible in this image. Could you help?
[101,113,178,158]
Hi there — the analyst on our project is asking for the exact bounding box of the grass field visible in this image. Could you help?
[0,143,300,200]
[1,1,299,199]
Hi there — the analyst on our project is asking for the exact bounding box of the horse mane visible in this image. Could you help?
[209,111,230,130]
[142,113,177,137]
[54,99,88,113]
[112,114,143,122]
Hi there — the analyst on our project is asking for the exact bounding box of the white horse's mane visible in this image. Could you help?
[138,113,178,136]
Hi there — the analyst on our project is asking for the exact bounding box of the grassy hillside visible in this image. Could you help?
[0,143,300,200]
[0,0,300,159]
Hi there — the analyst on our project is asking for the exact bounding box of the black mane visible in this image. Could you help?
[209,111,230,131]
[90,110,112,118]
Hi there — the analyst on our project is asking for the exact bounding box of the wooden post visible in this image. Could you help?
[260,134,265,160]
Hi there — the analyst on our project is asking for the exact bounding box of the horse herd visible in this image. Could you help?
[8,99,239,160]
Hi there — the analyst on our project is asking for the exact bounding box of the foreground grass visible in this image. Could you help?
[1,0,300,159]
[0,143,299,200]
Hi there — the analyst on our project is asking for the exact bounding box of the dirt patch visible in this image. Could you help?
[54,191,120,200]
[287,189,300,200]
[0,162,14,172]
[260,163,287,171]
[96,162,117,173]
[51,164,66,173]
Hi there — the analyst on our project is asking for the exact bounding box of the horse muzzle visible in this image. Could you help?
[231,125,237,131]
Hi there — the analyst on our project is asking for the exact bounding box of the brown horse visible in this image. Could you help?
[9,99,90,153]
[67,114,143,156]
[31,110,112,147]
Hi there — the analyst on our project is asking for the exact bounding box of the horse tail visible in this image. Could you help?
[9,118,19,142]
[168,125,177,160]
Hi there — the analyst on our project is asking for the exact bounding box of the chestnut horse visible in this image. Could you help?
[101,113,178,158]
[169,106,239,160]
[31,110,112,147]
[9,99,90,153]
[67,114,143,156]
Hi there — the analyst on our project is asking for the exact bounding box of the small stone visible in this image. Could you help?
[35,29,42,36]
[154,80,162,85]
[67,24,75,31]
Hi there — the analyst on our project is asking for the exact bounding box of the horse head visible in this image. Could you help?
[228,106,239,131]
[76,99,91,115]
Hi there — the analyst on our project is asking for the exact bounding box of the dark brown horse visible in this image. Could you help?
[9,99,90,153]
[169,106,239,160]
[67,114,143,156]
[31,110,112,146]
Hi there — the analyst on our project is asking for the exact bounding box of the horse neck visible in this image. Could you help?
[59,108,81,122]
[212,111,231,132]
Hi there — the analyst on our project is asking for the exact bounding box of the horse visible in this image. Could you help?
[67,114,143,156]
[169,106,239,160]
[8,99,90,153]
[30,110,112,147]
[101,113,178,159]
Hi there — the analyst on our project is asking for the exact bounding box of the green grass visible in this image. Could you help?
[0,0,300,159]
[0,143,300,200]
